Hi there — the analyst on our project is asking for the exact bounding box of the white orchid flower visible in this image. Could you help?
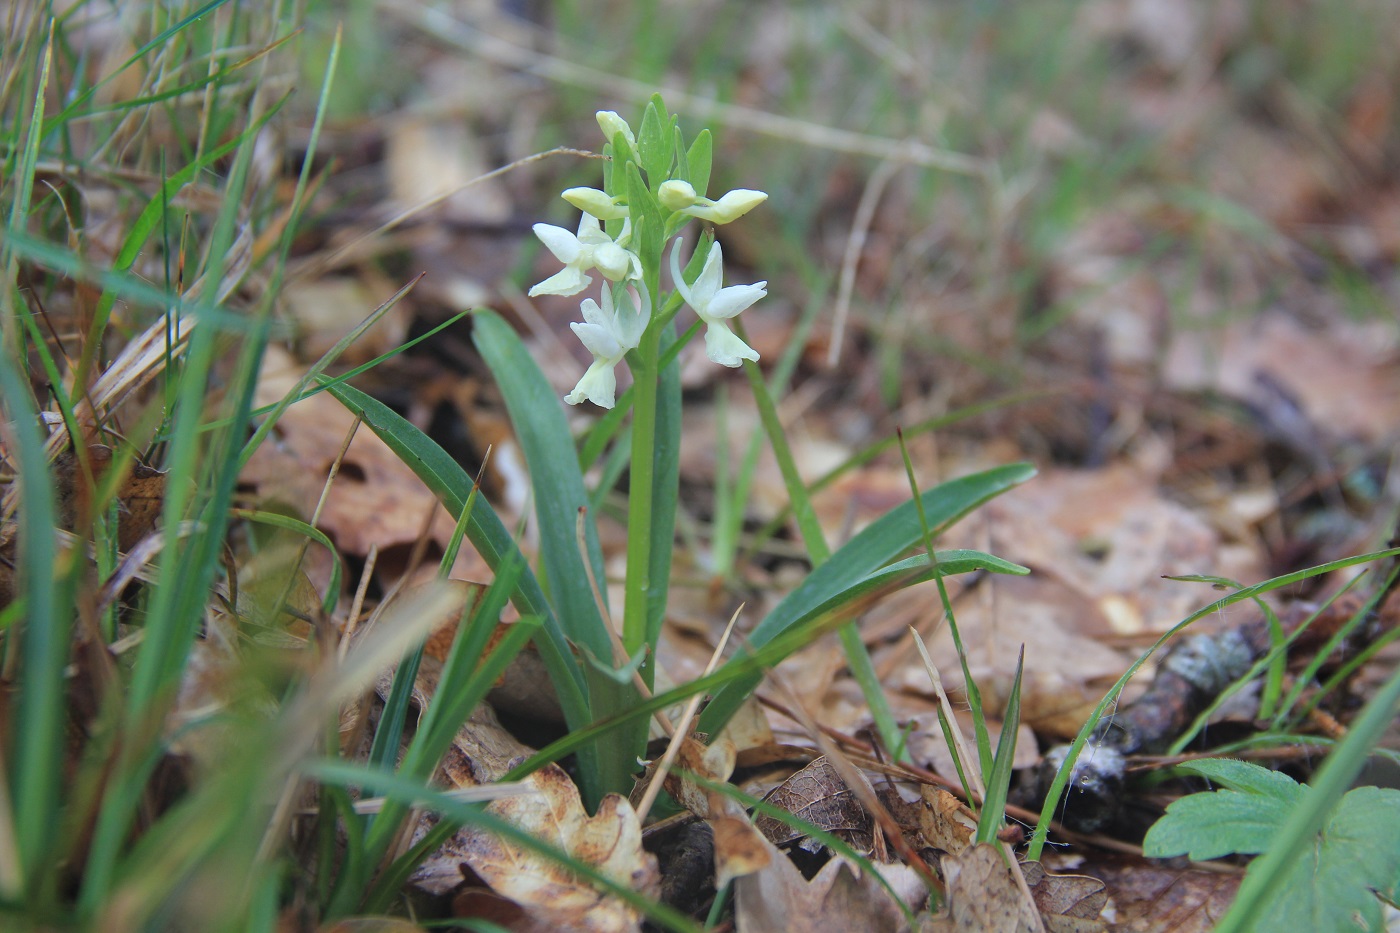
[669,239,766,367]
[528,214,642,298]
[565,281,651,409]
[562,187,630,221]
[657,180,767,225]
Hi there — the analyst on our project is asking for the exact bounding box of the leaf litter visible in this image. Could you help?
[21,0,1400,929]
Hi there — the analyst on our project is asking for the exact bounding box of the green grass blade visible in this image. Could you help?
[230,509,343,615]
[39,0,236,135]
[2,17,51,357]
[0,349,71,897]
[977,647,1024,844]
[320,378,586,702]
[899,430,992,779]
[698,462,1035,735]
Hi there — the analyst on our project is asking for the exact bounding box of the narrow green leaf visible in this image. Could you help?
[0,345,71,895]
[626,161,664,282]
[646,324,682,650]
[698,463,1035,734]
[319,378,587,710]
[469,310,610,659]
[977,647,1025,844]
[637,94,673,187]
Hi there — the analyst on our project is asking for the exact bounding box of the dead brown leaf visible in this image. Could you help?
[919,843,1040,933]
[734,829,923,933]
[1021,860,1109,933]
[1083,856,1238,932]
[917,788,977,856]
[242,346,462,558]
[753,755,875,854]
[431,762,659,933]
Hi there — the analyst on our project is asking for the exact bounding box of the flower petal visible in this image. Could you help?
[612,281,651,349]
[668,238,700,309]
[565,358,619,408]
[570,321,623,362]
[690,242,725,303]
[705,188,768,223]
[699,282,768,321]
[562,187,629,220]
[532,223,581,263]
[528,266,591,298]
[703,321,759,367]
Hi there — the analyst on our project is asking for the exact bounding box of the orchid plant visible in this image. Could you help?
[524,100,776,714]
[338,95,1033,808]
[524,98,775,791]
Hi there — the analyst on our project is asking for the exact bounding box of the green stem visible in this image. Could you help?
[623,325,660,676]
[737,323,906,759]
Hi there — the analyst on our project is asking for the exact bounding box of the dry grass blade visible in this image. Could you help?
[634,605,743,824]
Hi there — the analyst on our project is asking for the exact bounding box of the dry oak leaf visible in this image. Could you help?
[734,829,924,933]
[447,760,659,933]
[1021,861,1108,933]
[753,755,876,854]
[644,733,771,892]
[917,788,977,856]
[919,843,1040,933]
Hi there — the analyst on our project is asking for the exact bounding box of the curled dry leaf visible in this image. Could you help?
[919,843,1040,933]
[920,847,1110,933]
[647,732,771,891]
[1021,861,1109,933]
[438,760,659,933]
[753,755,876,854]
[734,827,926,933]
[917,787,977,857]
